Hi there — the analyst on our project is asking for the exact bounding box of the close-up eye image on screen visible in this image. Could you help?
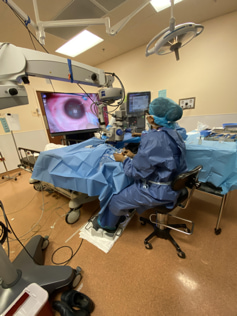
[40,92,108,136]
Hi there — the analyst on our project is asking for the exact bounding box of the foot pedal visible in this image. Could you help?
[90,226,117,240]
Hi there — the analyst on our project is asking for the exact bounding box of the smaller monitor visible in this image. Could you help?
[126,91,151,115]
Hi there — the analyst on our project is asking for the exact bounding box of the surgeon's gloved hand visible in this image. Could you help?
[114,153,128,162]
[132,132,142,137]
[122,149,135,158]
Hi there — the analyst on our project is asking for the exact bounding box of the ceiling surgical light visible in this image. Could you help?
[146,0,204,60]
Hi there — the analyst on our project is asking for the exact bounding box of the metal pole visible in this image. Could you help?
[0,152,14,181]
[11,131,21,163]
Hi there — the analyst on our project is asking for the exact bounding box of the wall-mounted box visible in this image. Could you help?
[179,97,195,109]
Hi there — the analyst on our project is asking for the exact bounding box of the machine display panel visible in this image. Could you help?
[126,91,151,115]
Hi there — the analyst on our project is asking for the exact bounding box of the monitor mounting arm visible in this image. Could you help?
[3,0,150,45]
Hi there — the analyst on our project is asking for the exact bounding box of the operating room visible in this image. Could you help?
[0,0,237,315]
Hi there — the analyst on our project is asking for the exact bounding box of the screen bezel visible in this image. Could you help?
[126,91,151,115]
[38,91,108,137]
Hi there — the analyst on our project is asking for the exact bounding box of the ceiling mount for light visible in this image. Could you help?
[146,0,204,60]
[3,0,150,45]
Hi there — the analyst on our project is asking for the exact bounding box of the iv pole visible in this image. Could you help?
[1,115,21,181]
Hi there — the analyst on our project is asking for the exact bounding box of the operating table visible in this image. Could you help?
[185,131,237,234]
[18,146,98,224]
[18,138,133,225]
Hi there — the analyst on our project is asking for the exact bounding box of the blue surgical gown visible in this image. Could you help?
[99,127,187,228]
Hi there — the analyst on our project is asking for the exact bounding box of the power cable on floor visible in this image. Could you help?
[51,239,83,266]
[0,200,83,266]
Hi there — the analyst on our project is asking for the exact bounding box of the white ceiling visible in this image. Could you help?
[0,0,237,66]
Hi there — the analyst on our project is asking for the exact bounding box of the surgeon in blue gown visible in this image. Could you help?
[94,96,188,232]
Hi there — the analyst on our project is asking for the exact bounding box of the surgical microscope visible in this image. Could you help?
[0,42,126,314]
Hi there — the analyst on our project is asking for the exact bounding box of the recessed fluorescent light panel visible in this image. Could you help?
[56,30,104,57]
[150,0,183,13]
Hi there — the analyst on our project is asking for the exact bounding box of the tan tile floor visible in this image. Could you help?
[1,170,237,316]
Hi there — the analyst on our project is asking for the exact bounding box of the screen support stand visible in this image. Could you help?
[0,235,75,314]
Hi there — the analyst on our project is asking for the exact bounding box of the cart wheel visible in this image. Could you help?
[33,182,44,191]
[41,236,49,250]
[177,250,186,259]
[65,208,81,224]
[215,228,222,235]
[71,267,82,288]
[145,242,153,250]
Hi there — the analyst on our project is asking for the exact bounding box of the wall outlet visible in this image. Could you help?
[32,108,41,117]
[179,97,195,109]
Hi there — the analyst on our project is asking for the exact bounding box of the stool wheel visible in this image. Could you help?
[177,250,186,259]
[144,242,153,250]
[215,228,222,235]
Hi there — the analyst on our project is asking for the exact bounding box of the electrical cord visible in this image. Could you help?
[51,239,83,266]
[0,200,36,261]
[51,204,100,266]
[0,199,85,266]
[77,72,125,118]
[7,4,49,53]
[76,82,119,137]
[2,191,38,215]
[0,201,10,256]
[6,190,45,241]
[0,221,10,245]
[76,83,97,103]
[105,72,126,106]
[76,83,106,122]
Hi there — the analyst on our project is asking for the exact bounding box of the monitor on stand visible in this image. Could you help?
[38,91,108,144]
[126,91,151,133]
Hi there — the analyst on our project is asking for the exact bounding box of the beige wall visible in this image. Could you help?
[97,11,237,119]
[0,10,236,136]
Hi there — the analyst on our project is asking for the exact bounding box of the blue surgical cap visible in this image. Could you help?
[149,97,183,129]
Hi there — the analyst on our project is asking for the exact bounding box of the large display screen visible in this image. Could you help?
[40,92,108,136]
[126,91,151,115]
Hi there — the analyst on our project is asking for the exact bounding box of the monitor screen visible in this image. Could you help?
[126,91,151,115]
[40,92,108,136]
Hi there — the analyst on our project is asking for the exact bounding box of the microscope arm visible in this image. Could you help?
[0,42,107,86]
[0,42,109,109]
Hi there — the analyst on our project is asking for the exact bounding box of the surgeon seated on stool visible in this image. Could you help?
[93,96,188,233]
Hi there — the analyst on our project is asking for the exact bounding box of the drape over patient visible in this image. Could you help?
[32,138,133,214]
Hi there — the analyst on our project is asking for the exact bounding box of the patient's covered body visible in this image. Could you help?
[32,138,133,214]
